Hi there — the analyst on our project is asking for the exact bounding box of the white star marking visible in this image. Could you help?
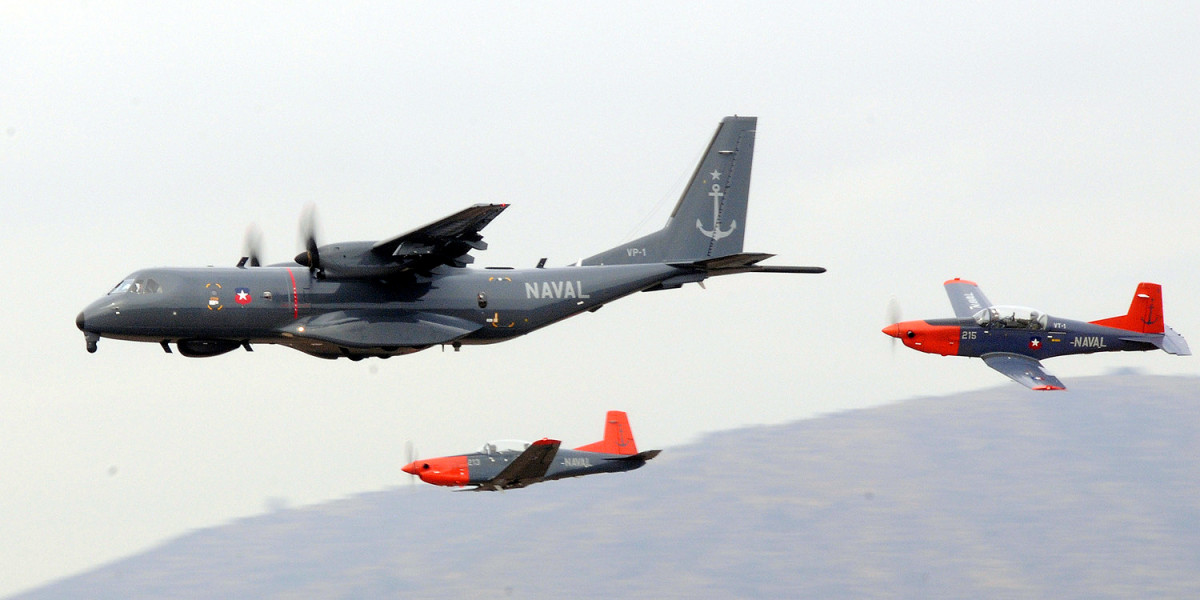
[1030,338,1040,348]
[709,170,721,180]
[237,291,250,302]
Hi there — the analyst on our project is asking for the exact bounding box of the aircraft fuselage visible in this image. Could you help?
[407,447,653,488]
[77,263,684,359]
[886,317,1158,360]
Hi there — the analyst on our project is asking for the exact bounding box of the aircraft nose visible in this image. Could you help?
[401,461,420,475]
[881,324,900,338]
[76,311,86,332]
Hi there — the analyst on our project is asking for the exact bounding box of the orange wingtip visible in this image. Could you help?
[944,278,978,286]
[532,438,560,446]
[1032,385,1066,391]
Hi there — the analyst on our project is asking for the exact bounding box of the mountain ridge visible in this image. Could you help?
[13,375,1200,599]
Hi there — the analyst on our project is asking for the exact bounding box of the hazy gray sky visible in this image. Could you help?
[3,1,1198,595]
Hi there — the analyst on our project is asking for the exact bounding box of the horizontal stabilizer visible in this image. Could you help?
[606,449,662,462]
[1163,326,1191,355]
[668,252,826,276]
[1122,326,1192,356]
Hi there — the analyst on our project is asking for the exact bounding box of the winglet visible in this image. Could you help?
[575,411,639,455]
[1089,282,1165,334]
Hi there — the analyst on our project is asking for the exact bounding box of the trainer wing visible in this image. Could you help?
[944,279,994,319]
[473,438,561,491]
[372,203,508,271]
[981,353,1066,390]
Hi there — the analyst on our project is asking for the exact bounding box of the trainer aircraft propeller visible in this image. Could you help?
[883,279,1190,390]
[402,411,659,491]
[76,116,824,360]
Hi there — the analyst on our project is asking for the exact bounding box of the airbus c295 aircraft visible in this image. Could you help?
[402,411,659,491]
[883,279,1191,390]
[76,116,824,359]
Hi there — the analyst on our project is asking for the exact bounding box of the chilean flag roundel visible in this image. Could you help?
[234,287,252,305]
[1028,337,1042,350]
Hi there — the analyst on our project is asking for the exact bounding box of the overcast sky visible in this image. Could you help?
[3,1,1198,595]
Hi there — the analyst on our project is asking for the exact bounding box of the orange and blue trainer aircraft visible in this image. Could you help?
[402,411,659,491]
[884,279,1190,390]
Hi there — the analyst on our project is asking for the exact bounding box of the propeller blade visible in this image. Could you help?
[887,296,902,325]
[243,224,263,267]
[297,204,321,272]
[886,297,902,354]
[404,440,417,486]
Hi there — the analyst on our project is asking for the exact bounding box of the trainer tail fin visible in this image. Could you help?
[582,116,756,266]
[1090,282,1165,334]
[575,410,639,455]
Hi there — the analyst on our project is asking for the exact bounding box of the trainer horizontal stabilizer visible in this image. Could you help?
[1162,326,1191,355]
[1121,326,1192,356]
[606,449,662,462]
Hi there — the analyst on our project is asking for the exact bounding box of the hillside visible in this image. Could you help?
[13,375,1200,599]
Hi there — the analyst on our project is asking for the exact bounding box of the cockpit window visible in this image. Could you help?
[973,305,1049,330]
[479,440,531,455]
[108,276,164,295]
[109,279,135,294]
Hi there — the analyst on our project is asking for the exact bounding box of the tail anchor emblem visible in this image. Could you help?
[696,183,736,241]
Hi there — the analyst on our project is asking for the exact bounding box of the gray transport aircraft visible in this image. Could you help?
[77,116,825,359]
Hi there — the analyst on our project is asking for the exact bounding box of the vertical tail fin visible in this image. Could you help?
[1089,282,1165,334]
[574,410,639,455]
[582,116,756,265]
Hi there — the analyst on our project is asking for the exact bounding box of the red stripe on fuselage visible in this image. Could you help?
[286,268,299,319]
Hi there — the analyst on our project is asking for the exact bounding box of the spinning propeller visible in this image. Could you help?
[242,224,263,267]
[886,296,903,354]
[295,204,322,275]
[403,440,420,486]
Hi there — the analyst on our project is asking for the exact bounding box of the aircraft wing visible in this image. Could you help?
[474,438,561,491]
[288,310,482,349]
[371,203,508,271]
[981,353,1066,390]
[944,279,993,318]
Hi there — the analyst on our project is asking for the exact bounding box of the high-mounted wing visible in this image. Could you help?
[372,203,508,271]
[981,352,1066,390]
[472,438,561,491]
[944,278,993,319]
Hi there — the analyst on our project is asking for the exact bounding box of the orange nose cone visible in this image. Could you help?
[882,324,900,338]
[401,461,419,475]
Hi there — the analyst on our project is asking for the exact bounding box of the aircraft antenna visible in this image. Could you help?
[616,143,704,243]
